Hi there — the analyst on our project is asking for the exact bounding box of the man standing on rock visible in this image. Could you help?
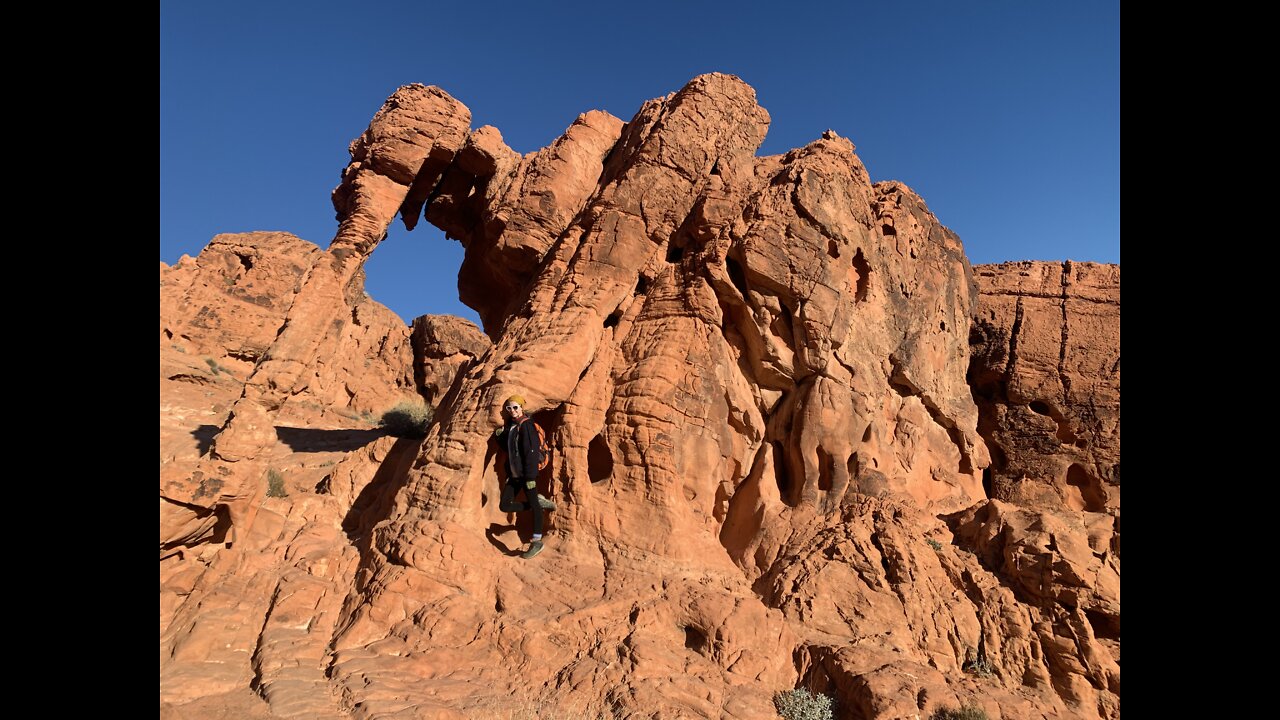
[494,395,556,559]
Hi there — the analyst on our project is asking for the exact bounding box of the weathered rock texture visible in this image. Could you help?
[960,261,1121,716]
[163,87,473,551]
[161,232,322,374]
[159,232,484,549]
[969,262,1120,515]
[160,76,1120,720]
[411,315,491,406]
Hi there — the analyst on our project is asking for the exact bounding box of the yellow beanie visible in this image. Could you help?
[504,394,527,407]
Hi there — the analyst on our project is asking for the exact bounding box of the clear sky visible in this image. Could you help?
[161,1,1119,328]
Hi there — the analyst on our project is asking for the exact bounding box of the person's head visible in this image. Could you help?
[502,395,527,421]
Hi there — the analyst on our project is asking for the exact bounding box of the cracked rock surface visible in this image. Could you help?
[969,261,1120,516]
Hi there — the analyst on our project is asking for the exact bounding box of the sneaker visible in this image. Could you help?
[536,495,557,511]
[521,540,544,559]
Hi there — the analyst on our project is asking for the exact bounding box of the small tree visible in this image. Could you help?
[379,400,433,438]
[773,689,834,720]
[930,705,989,720]
[266,468,287,498]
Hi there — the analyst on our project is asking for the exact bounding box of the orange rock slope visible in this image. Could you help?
[160,75,1119,719]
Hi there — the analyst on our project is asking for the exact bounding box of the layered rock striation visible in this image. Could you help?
[968,261,1120,516]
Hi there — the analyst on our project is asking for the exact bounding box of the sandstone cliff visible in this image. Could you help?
[969,261,1120,515]
[160,76,1119,720]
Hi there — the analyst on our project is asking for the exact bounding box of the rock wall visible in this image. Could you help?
[969,261,1120,515]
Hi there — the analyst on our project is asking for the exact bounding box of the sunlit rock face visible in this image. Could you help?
[160,75,1120,720]
[160,231,417,550]
[411,314,491,407]
[969,261,1121,516]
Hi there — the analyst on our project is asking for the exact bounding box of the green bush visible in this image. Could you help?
[773,689,834,720]
[266,468,287,498]
[930,704,989,720]
[927,538,943,551]
[379,400,433,438]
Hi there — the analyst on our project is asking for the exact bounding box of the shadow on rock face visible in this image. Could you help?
[191,424,220,456]
[484,523,525,557]
[274,426,386,452]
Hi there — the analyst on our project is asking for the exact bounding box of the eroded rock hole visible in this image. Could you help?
[984,444,1007,499]
[1030,401,1054,416]
[1085,609,1120,641]
[667,243,684,263]
[635,276,649,295]
[604,312,621,329]
[771,304,796,348]
[1066,463,1106,512]
[588,434,613,484]
[726,255,750,298]
[851,248,870,301]
[684,625,708,653]
[817,446,834,492]
[772,441,794,505]
[862,424,872,443]
[827,240,840,259]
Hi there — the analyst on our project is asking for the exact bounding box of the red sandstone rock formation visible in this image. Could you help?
[960,261,1121,715]
[160,76,1120,719]
[969,262,1120,515]
[411,315,491,406]
[159,232,485,550]
[161,232,321,371]
[164,87,474,552]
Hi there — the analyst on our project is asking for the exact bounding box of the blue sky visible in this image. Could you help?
[161,1,1119,328]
